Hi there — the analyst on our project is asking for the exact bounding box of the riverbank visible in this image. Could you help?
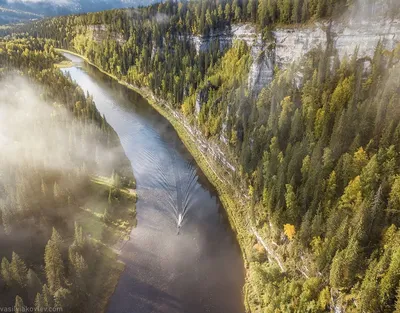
[56,48,255,311]
[76,176,137,313]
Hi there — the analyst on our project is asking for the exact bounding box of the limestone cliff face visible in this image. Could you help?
[272,4,400,82]
[274,19,400,67]
[191,24,275,93]
[87,24,126,45]
[191,7,400,95]
[189,4,400,152]
[188,4,400,182]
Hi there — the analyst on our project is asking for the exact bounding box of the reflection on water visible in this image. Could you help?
[62,53,245,313]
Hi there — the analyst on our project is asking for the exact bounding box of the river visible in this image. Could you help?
[61,53,245,313]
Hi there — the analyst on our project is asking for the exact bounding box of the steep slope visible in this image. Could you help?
[0,6,42,24]
[10,0,400,312]
[0,38,136,312]
[0,0,158,24]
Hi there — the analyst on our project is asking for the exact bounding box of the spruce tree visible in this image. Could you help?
[2,207,13,235]
[395,285,400,313]
[10,252,28,288]
[42,284,53,308]
[1,257,12,287]
[34,293,44,312]
[44,239,64,293]
[50,227,63,250]
[14,295,24,313]
[74,222,84,248]
[53,181,60,200]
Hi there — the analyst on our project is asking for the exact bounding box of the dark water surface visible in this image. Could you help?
[61,53,245,313]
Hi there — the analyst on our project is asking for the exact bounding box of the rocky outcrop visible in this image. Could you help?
[273,24,328,68]
[195,86,208,116]
[191,24,275,94]
[333,18,400,59]
[88,24,126,45]
[273,18,400,67]
[190,5,400,94]
[186,0,400,165]
[168,106,236,173]
[248,42,275,93]
[272,1,400,68]
[191,24,258,53]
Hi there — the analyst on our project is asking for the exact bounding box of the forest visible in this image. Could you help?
[1,0,400,312]
[0,38,137,312]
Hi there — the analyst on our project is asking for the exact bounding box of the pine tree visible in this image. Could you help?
[324,171,337,207]
[257,0,269,27]
[388,175,400,214]
[34,293,44,312]
[339,176,363,211]
[267,0,278,23]
[330,238,361,288]
[247,0,257,22]
[2,207,13,235]
[10,252,27,288]
[360,155,379,196]
[68,245,88,302]
[292,0,301,23]
[14,295,24,313]
[379,249,400,307]
[41,178,47,197]
[285,184,298,221]
[42,284,53,307]
[301,0,309,22]
[278,0,292,23]
[224,3,232,21]
[74,222,84,248]
[44,238,64,293]
[50,227,63,250]
[53,181,60,200]
[1,257,12,287]
[395,284,400,312]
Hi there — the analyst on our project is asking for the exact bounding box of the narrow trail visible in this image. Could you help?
[251,226,286,272]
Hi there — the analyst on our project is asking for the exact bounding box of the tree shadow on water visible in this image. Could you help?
[106,275,182,313]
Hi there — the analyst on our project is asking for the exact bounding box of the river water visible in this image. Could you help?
[61,53,245,313]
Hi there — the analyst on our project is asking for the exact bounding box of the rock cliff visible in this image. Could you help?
[187,1,400,184]
[191,3,400,94]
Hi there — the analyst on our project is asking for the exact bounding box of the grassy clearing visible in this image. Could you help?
[91,175,137,201]
[55,60,74,68]
[82,175,137,235]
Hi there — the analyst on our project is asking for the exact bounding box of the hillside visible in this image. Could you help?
[7,0,400,312]
[0,0,158,24]
[0,38,137,312]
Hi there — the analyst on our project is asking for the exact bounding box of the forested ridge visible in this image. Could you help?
[0,38,137,312]
[3,0,354,108]
[2,0,400,312]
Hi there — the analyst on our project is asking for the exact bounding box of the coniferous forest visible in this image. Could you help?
[0,38,137,312]
[1,0,400,312]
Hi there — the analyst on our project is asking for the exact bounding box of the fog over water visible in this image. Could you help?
[62,53,245,313]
